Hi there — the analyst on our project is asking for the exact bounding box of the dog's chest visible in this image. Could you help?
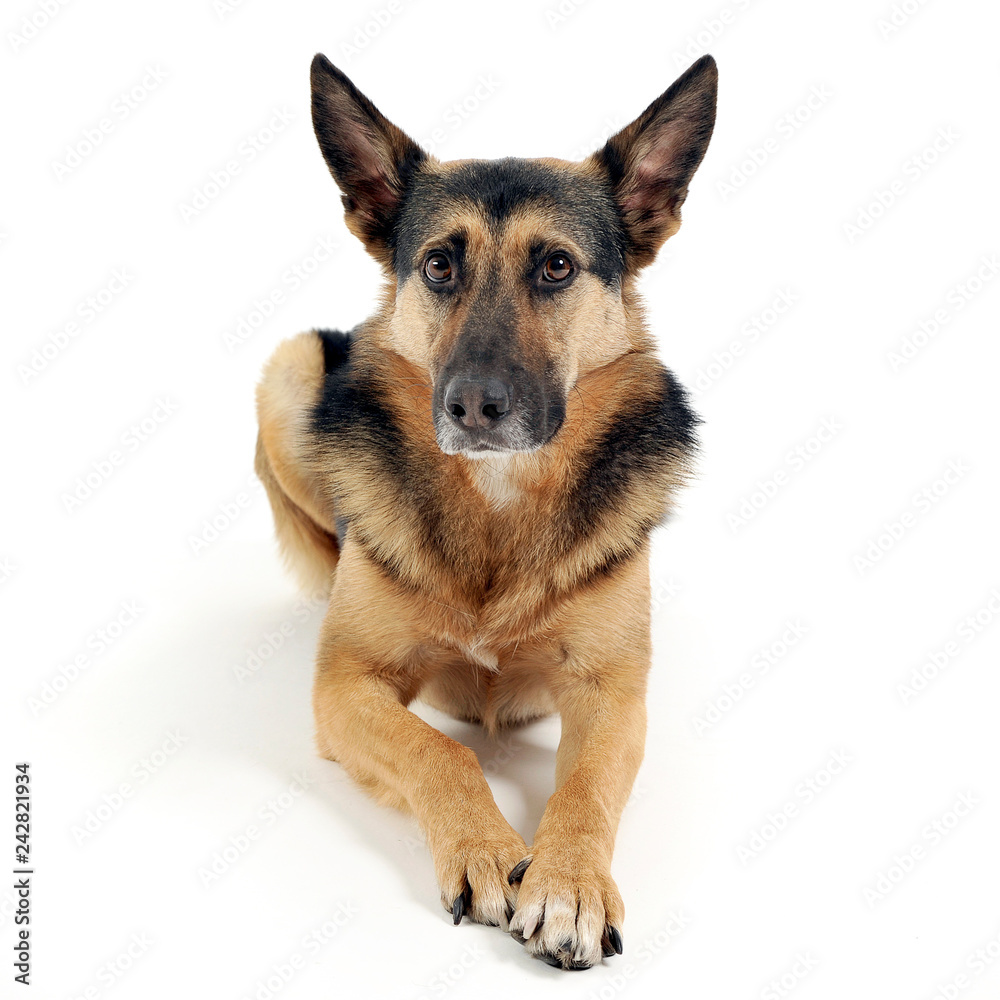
[465,453,525,510]
[430,527,568,656]
[314,348,698,650]
[448,636,501,672]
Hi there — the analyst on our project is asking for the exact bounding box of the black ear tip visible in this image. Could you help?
[311,52,347,88]
[687,53,718,82]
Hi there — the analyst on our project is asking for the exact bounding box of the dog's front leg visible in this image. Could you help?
[508,682,645,969]
[508,565,651,969]
[315,652,527,926]
[313,557,526,927]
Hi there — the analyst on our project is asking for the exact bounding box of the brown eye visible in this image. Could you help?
[424,252,452,283]
[543,253,573,282]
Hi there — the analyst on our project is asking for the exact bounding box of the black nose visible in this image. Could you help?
[443,376,512,430]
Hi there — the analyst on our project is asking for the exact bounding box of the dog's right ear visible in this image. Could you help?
[310,54,427,266]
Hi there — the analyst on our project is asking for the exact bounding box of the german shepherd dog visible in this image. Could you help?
[255,52,717,970]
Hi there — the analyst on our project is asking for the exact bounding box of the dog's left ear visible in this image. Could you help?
[310,53,427,266]
[588,55,717,268]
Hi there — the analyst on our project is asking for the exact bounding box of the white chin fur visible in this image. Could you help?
[461,447,534,459]
[436,438,542,458]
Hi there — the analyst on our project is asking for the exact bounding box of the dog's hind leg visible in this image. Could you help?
[255,332,339,595]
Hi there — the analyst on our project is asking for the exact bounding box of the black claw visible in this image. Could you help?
[452,888,469,925]
[608,925,623,955]
[536,950,591,971]
[508,857,532,885]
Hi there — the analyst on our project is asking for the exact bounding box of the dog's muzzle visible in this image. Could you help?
[433,370,564,456]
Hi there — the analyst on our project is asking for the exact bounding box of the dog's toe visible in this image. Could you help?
[508,847,624,970]
[435,833,526,928]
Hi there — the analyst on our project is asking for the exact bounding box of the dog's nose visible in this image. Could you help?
[443,376,512,430]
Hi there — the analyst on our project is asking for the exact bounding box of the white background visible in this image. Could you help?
[3,0,999,997]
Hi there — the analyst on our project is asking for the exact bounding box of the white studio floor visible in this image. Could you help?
[5,1,1000,997]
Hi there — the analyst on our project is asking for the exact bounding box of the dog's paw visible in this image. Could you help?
[433,831,527,928]
[507,849,624,970]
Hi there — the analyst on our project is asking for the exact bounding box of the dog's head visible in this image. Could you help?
[310,54,717,456]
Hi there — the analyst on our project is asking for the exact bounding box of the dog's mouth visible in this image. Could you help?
[433,420,556,457]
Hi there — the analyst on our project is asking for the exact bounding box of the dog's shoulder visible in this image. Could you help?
[585,360,698,477]
[557,354,699,580]
[310,327,405,454]
[311,326,355,430]
[315,326,351,374]
[570,354,699,513]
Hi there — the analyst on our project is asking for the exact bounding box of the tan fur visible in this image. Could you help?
[259,50,716,971]
[256,305,684,962]
[254,332,340,594]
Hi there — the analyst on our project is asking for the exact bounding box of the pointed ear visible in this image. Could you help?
[310,53,427,265]
[588,55,717,268]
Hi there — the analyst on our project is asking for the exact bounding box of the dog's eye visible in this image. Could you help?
[424,252,453,283]
[543,253,573,282]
